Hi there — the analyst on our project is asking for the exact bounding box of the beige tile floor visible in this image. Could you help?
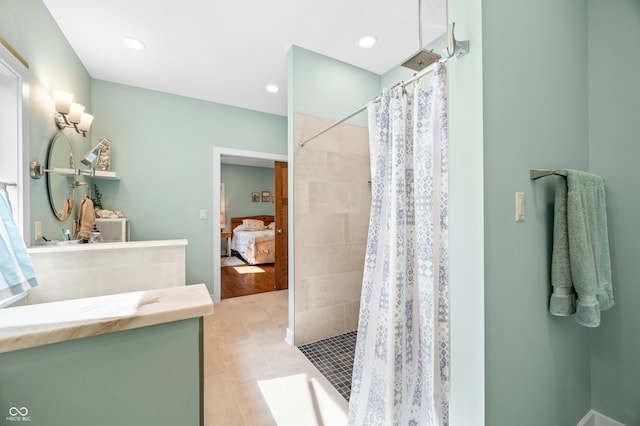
[204,290,349,426]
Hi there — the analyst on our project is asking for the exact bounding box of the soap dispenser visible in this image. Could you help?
[90,224,102,244]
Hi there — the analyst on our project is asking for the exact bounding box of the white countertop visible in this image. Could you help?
[0,283,213,353]
[27,239,188,254]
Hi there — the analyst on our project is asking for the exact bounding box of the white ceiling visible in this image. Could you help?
[42,0,445,117]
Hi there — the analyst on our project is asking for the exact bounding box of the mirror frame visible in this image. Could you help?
[45,132,72,221]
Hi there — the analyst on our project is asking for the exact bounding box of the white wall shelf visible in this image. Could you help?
[51,167,120,180]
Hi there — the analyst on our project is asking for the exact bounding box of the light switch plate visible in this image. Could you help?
[34,221,42,240]
[515,192,525,222]
[199,209,207,220]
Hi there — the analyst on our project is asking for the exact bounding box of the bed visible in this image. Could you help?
[230,215,276,265]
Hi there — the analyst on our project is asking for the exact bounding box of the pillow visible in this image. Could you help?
[266,222,275,230]
[243,219,265,231]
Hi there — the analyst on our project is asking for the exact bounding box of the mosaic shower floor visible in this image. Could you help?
[298,331,357,401]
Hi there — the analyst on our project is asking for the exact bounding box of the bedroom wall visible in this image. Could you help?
[587,0,640,423]
[220,164,275,252]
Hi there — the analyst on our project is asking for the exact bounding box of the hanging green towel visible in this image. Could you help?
[550,170,576,316]
[550,170,613,327]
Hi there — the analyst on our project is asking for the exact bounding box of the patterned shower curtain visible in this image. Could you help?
[348,63,449,426]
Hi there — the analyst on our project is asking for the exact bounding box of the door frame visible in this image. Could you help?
[0,39,30,245]
[212,147,288,302]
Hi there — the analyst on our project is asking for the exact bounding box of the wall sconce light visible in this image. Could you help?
[53,90,94,137]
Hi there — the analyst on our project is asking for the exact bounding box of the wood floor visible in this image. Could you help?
[221,258,276,299]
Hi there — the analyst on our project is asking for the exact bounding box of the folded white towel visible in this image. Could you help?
[0,189,38,304]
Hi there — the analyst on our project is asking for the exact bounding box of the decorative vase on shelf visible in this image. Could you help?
[97,146,110,171]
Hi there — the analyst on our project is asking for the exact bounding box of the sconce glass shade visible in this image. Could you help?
[68,103,85,124]
[53,90,73,114]
[77,113,94,133]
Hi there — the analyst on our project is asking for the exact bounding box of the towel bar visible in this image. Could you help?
[530,169,567,180]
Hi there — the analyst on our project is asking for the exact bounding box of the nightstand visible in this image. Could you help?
[221,231,232,257]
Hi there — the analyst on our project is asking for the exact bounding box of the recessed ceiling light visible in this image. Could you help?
[266,84,279,93]
[359,36,377,48]
[124,37,146,50]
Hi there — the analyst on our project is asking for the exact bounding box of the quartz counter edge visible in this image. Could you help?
[27,239,188,254]
[0,283,213,353]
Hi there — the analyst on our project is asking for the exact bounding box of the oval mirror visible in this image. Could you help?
[45,132,74,221]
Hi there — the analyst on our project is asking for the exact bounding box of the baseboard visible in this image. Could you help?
[577,410,626,426]
[285,327,294,346]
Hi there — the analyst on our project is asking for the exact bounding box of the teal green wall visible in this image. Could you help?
[482,0,591,424]
[0,318,201,426]
[221,164,274,230]
[90,80,286,293]
[588,0,640,423]
[0,0,92,243]
[288,45,380,128]
[444,0,487,423]
[0,1,287,293]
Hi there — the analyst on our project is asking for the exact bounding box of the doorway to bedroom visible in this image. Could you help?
[212,148,288,302]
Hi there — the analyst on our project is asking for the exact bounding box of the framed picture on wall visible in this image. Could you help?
[261,191,271,202]
[251,192,260,203]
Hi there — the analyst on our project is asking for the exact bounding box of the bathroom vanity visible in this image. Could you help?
[0,284,213,426]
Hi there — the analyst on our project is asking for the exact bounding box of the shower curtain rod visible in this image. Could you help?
[298,57,448,148]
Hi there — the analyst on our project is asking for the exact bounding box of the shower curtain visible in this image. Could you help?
[348,62,449,426]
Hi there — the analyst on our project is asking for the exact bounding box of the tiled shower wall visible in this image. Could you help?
[293,112,370,345]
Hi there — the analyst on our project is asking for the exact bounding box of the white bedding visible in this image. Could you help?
[231,228,275,265]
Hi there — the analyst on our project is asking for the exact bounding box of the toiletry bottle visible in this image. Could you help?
[90,225,102,244]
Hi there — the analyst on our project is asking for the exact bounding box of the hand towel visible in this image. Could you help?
[550,169,613,327]
[0,188,38,304]
[550,173,576,316]
[77,197,96,240]
[60,196,74,220]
